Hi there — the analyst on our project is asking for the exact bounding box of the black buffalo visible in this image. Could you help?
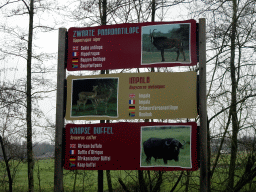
[143,137,185,164]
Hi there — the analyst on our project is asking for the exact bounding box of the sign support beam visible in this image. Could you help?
[54,28,66,192]
[199,18,208,191]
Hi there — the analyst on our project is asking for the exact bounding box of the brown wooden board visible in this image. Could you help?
[65,72,197,120]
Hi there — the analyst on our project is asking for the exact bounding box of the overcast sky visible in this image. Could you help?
[0,1,193,143]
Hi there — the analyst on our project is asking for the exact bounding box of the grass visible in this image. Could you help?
[1,155,256,191]
[142,50,190,64]
[71,102,118,117]
[1,159,121,191]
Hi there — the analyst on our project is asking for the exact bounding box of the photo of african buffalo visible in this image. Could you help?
[143,137,186,164]
[140,125,191,167]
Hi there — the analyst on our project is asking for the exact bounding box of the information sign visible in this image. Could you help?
[67,20,197,71]
[64,122,198,171]
[65,72,197,120]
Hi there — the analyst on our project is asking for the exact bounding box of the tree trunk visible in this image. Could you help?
[118,178,131,192]
[72,170,78,192]
[227,0,238,190]
[98,170,103,192]
[152,171,162,192]
[207,117,211,192]
[138,170,148,192]
[147,170,153,191]
[100,0,107,26]
[151,0,155,73]
[27,0,34,191]
[0,136,12,192]
[151,0,155,22]
[37,161,41,192]
[170,171,183,192]
[185,171,190,192]
[106,170,113,192]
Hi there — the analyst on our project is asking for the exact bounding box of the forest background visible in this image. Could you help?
[0,0,256,191]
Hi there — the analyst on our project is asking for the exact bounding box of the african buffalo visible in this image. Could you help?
[143,137,185,164]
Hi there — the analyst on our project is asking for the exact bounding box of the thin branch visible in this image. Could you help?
[0,0,20,9]
[21,0,30,12]
[209,93,256,123]
[31,89,57,96]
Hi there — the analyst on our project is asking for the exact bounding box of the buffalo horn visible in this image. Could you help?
[165,141,170,146]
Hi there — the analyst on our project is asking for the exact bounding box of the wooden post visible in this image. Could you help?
[54,28,66,192]
[98,169,104,192]
[98,119,105,192]
[199,18,208,191]
[98,0,107,191]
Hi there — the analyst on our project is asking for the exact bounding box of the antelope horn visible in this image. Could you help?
[150,29,157,37]
[152,29,157,35]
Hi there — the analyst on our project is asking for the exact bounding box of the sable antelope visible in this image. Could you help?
[150,29,186,62]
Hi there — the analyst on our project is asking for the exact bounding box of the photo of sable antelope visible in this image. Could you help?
[150,29,185,62]
[71,78,118,117]
[141,23,190,64]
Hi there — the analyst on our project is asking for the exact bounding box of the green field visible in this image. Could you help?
[72,102,117,117]
[142,50,190,64]
[0,159,100,192]
[1,158,256,191]
[141,126,191,167]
